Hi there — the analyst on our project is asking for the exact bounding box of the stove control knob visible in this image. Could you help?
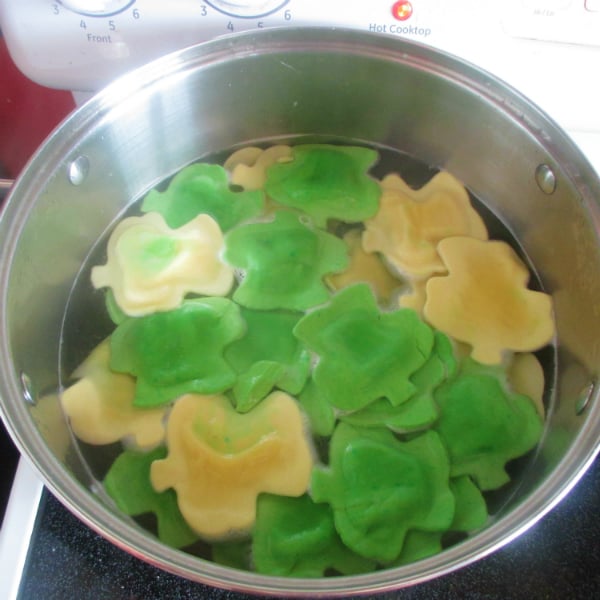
[206,0,289,18]
[59,1,135,16]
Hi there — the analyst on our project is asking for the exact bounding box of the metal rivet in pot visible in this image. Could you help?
[575,380,596,415]
[20,372,36,405]
[535,163,557,195]
[68,156,90,186]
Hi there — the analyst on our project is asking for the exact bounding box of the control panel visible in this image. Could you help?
[0,0,599,167]
[1,1,598,90]
[58,1,137,16]
[0,1,441,91]
[502,0,600,46]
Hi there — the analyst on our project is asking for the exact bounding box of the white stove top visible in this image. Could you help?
[0,2,599,598]
[0,460,44,600]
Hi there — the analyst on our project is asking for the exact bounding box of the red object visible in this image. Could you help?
[391,1,414,21]
[0,35,75,179]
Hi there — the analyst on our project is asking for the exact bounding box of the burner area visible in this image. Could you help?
[0,423,18,524]
[9,461,600,599]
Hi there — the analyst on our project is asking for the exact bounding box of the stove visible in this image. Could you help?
[1,1,599,598]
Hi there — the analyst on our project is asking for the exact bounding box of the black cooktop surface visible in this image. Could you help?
[0,423,19,524]
[13,458,600,600]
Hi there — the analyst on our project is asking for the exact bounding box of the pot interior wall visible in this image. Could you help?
[1,29,599,591]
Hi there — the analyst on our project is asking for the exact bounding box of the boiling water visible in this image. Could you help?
[58,138,556,562]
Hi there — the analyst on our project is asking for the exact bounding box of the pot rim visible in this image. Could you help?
[1,26,599,596]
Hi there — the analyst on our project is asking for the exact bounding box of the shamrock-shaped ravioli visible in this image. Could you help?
[433,362,544,490]
[150,392,313,539]
[326,229,402,305]
[61,339,167,449]
[104,447,198,548]
[252,494,376,577]
[311,424,454,562]
[294,283,434,411]
[224,307,311,412]
[390,475,487,566]
[141,162,264,231]
[265,144,381,226]
[362,171,488,278]
[341,331,456,432]
[224,210,349,310]
[448,475,488,532]
[110,298,245,407]
[91,212,234,316]
[224,145,293,191]
[424,237,555,364]
[506,352,546,417]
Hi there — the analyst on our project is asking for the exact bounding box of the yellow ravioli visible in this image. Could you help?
[61,340,167,449]
[150,391,313,540]
[424,237,555,365]
[363,172,488,278]
[327,230,402,303]
[223,146,264,172]
[225,145,293,191]
[91,212,233,316]
[398,278,428,315]
[507,353,546,417]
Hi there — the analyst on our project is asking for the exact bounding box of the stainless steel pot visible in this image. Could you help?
[0,28,599,597]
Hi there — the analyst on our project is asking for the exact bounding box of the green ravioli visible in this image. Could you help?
[294,284,435,411]
[252,493,376,577]
[224,307,311,412]
[142,162,264,231]
[311,424,454,562]
[224,210,349,310]
[342,330,456,431]
[110,298,245,407]
[434,362,544,490]
[104,447,198,548]
[265,144,381,227]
